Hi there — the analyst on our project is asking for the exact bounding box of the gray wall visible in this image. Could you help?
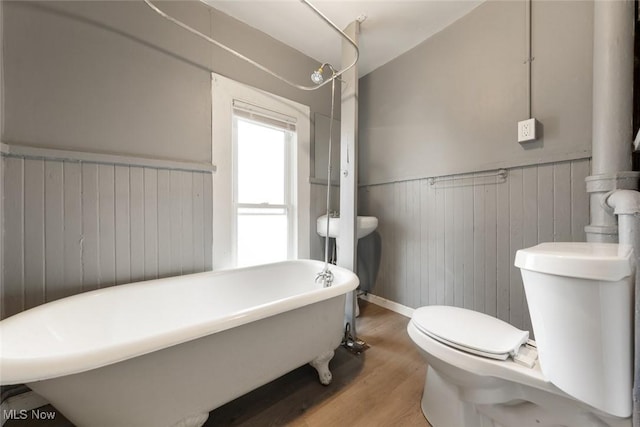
[359,0,593,185]
[2,1,334,161]
[358,0,594,330]
[359,158,590,332]
[0,0,335,318]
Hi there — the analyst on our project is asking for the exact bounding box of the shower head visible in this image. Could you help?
[311,67,325,85]
[311,63,337,85]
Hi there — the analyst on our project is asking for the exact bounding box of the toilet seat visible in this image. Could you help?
[412,306,529,360]
[407,311,630,426]
[407,318,553,394]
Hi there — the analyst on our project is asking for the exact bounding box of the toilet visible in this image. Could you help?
[407,242,634,427]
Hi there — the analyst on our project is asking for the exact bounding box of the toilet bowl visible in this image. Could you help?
[408,242,634,427]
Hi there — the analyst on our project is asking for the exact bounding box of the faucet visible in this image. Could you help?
[315,268,334,287]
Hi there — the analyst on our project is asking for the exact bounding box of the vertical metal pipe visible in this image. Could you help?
[617,214,640,427]
[606,190,640,426]
[586,0,637,243]
[592,0,634,175]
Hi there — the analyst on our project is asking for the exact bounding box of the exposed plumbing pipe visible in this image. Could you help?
[592,1,634,176]
[606,190,640,217]
[585,0,638,243]
[604,190,640,426]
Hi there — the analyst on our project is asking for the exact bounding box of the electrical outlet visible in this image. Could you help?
[518,118,538,143]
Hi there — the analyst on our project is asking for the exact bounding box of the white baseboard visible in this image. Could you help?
[359,293,415,318]
[0,392,49,426]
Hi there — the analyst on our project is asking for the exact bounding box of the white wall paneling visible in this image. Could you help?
[157,169,171,279]
[98,164,116,288]
[115,165,132,285]
[1,148,214,319]
[24,159,45,309]
[358,158,591,331]
[3,157,24,319]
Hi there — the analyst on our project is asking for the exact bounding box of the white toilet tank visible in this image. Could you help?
[515,242,634,418]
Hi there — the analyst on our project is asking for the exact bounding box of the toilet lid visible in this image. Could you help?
[411,306,529,360]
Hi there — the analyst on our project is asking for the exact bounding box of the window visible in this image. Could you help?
[211,74,311,269]
[233,107,295,266]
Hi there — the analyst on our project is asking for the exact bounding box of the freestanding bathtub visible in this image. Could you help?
[0,260,359,427]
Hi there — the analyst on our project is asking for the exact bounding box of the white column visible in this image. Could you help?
[337,21,359,334]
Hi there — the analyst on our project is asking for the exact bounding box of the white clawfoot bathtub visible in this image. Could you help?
[0,260,359,427]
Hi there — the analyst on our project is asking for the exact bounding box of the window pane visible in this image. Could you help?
[237,118,286,204]
[237,211,288,267]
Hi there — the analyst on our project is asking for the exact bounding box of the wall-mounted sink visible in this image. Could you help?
[316,214,378,239]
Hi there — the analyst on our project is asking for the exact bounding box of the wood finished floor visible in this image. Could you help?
[5,301,431,427]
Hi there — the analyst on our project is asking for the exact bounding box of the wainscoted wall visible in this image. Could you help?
[1,146,213,320]
[358,158,590,332]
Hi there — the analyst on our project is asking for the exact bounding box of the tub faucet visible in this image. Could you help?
[315,268,334,287]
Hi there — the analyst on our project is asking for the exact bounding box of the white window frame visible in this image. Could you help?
[211,74,310,269]
[232,112,294,265]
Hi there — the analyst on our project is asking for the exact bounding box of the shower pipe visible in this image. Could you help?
[315,65,338,288]
[142,0,359,91]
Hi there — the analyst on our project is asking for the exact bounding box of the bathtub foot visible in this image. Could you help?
[171,412,209,427]
[310,350,335,385]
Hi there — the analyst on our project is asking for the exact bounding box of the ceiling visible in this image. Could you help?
[203,0,484,77]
